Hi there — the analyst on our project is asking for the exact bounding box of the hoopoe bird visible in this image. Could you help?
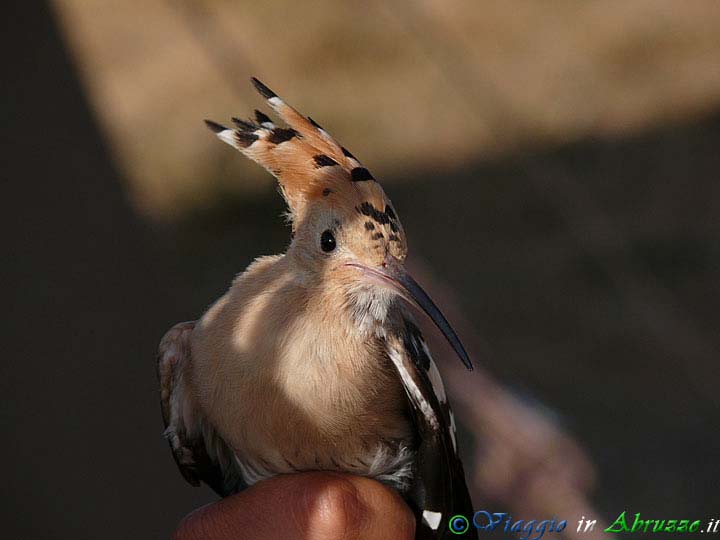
[158,78,476,539]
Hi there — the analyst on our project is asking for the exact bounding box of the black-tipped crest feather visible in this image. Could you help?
[255,109,272,124]
[204,119,227,133]
[235,131,259,147]
[251,77,277,99]
[231,117,257,131]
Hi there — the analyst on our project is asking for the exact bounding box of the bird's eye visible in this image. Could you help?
[320,230,336,252]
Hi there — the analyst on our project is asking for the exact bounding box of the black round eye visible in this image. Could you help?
[320,230,336,252]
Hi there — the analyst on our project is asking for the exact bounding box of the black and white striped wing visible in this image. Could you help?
[385,316,477,539]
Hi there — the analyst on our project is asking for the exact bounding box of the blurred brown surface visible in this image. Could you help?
[53,0,720,219]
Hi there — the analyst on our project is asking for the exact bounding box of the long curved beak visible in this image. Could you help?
[345,259,473,371]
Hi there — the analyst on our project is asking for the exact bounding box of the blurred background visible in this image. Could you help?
[3,1,720,538]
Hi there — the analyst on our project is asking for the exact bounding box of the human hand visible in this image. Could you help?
[173,472,416,540]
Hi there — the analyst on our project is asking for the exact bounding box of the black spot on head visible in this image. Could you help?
[234,131,258,147]
[255,110,272,124]
[364,221,375,231]
[388,234,400,242]
[371,232,384,240]
[358,202,372,216]
[351,167,374,182]
[268,128,297,144]
[357,202,390,224]
[251,77,277,99]
[313,154,338,168]
[322,188,333,197]
[389,221,398,233]
[341,146,356,159]
[385,205,396,220]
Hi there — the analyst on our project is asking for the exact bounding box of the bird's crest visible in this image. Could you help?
[206,78,390,232]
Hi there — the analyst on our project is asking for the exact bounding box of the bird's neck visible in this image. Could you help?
[282,250,398,337]
[308,275,397,339]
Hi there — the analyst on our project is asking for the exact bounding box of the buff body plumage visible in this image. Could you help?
[158,78,476,539]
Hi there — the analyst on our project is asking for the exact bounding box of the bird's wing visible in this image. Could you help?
[157,321,244,497]
[384,315,477,539]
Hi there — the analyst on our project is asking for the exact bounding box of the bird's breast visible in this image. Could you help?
[190,265,413,485]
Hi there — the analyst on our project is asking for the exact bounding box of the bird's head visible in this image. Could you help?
[205,78,471,370]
